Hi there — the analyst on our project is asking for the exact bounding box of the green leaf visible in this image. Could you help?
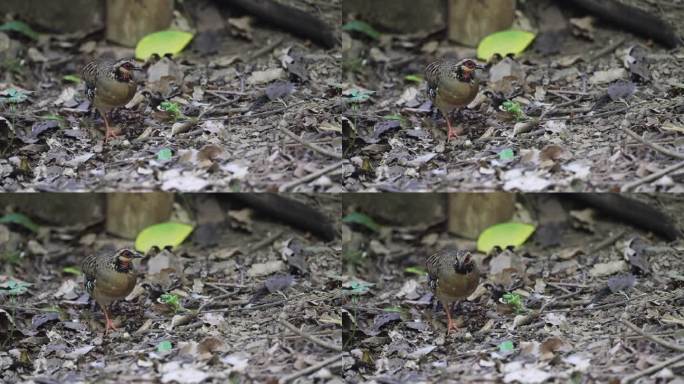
[344,280,373,295]
[135,30,194,60]
[40,114,65,122]
[477,30,536,61]
[342,212,380,232]
[502,292,525,313]
[404,266,427,276]
[157,340,173,352]
[344,88,375,103]
[342,20,380,40]
[404,74,423,83]
[382,114,403,121]
[499,340,514,352]
[501,100,525,121]
[159,293,182,312]
[0,213,39,232]
[159,101,183,120]
[135,222,194,253]
[157,148,173,161]
[477,222,535,253]
[0,21,39,40]
[5,280,31,295]
[62,75,81,84]
[383,306,403,313]
[499,148,514,161]
[3,88,28,104]
[62,266,81,276]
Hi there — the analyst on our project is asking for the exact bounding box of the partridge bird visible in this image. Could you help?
[425,58,484,141]
[82,248,143,333]
[81,58,141,141]
[426,248,480,334]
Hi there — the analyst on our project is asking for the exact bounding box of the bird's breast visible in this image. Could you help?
[435,78,479,112]
[435,269,480,304]
[94,79,136,111]
[91,271,137,305]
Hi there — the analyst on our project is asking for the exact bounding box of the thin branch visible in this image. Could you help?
[620,160,684,192]
[278,318,342,352]
[278,160,347,192]
[621,353,684,384]
[621,319,684,352]
[278,352,347,384]
[278,125,342,159]
[622,127,684,160]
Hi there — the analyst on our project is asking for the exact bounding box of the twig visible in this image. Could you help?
[589,229,626,253]
[247,37,285,61]
[278,125,342,159]
[278,353,347,384]
[620,160,684,192]
[589,37,626,61]
[247,229,284,253]
[621,353,684,384]
[278,160,347,192]
[621,319,684,352]
[278,318,342,352]
[622,127,684,160]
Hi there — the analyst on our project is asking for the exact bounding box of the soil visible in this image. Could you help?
[0,0,342,193]
[0,194,344,383]
[341,194,684,383]
[341,0,684,192]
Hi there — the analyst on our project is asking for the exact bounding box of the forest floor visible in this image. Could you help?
[0,195,344,384]
[0,0,342,192]
[342,0,684,192]
[342,195,684,383]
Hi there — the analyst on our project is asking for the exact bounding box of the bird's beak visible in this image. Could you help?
[475,63,486,70]
[131,251,144,258]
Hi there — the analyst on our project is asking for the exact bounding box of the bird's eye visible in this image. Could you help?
[464,60,475,68]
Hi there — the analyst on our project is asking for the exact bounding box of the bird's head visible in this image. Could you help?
[114,248,143,272]
[456,59,485,81]
[453,251,475,274]
[113,59,142,82]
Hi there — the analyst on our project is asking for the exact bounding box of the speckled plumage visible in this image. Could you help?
[425,58,483,141]
[82,248,142,333]
[81,58,140,141]
[426,247,480,334]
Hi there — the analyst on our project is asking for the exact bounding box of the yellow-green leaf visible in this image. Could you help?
[135,222,194,253]
[477,30,535,61]
[477,222,535,253]
[135,30,194,60]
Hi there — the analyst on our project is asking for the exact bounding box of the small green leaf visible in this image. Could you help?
[499,148,515,161]
[477,30,536,61]
[499,340,514,352]
[135,222,194,253]
[3,88,28,104]
[404,74,423,83]
[135,30,194,60]
[62,75,81,84]
[344,88,375,103]
[40,114,65,122]
[342,20,380,40]
[404,266,427,276]
[0,213,39,232]
[159,101,183,120]
[62,266,81,276]
[477,222,535,253]
[501,100,525,121]
[157,148,173,161]
[382,114,404,121]
[502,292,525,313]
[344,280,373,295]
[4,280,31,296]
[157,340,173,352]
[159,293,182,312]
[0,21,39,40]
[342,212,380,232]
[383,306,403,313]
